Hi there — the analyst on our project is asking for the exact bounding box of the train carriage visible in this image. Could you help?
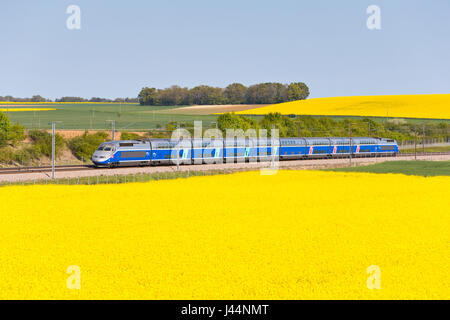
[279,138,307,159]
[257,138,279,161]
[304,138,332,158]
[150,139,192,164]
[192,138,223,164]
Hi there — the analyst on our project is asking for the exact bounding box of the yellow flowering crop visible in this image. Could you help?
[237,94,450,119]
[0,108,55,112]
[0,170,448,299]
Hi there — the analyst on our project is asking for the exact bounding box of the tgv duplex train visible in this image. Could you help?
[91,137,399,167]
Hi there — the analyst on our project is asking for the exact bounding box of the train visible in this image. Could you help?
[91,137,399,167]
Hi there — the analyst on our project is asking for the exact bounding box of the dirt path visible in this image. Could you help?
[42,130,147,139]
[156,104,269,115]
[1,154,449,183]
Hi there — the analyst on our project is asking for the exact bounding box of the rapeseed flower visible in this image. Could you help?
[0,170,448,299]
[237,94,450,119]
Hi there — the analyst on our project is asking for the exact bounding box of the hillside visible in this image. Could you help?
[236,94,450,119]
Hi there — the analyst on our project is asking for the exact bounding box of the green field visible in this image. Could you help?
[399,145,450,153]
[4,103,449,131]
[330,161,450,177]
[4,104,219,130]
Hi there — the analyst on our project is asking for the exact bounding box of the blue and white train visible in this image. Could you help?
[91,137,399,167]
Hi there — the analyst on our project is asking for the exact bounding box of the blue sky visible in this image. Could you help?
[0,0,449,99]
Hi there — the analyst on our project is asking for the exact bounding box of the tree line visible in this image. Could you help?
[138,82,310,106]
[0,95,139,103]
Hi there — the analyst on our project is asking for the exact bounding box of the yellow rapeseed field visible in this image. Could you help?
[237,94,450,119]
[0,108,55,112]
[0,170,449,299]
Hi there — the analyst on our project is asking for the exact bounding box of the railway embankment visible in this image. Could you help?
[0,153,449,184]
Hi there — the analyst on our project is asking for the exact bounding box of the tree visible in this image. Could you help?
[138,87,157,105]
[273,83,288,103]
[189,86,225,105]
[137,82,310,106]
[217,113,257,132]
[56,96,87,102]
[157,86,190,106]
[90,97,112,102]
[0,112,11,147]
[287,82,310,101]
[68,131,109,161]
[31,95,46,102]
[0,112,25,147]
[7,123,26,144]
[223,83,247,104]
[125,97,139,103]
[259,113,297,137]
[245,83,286,104]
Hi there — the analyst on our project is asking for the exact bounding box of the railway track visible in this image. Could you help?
[0,165,95,175]
[0,152,448,176]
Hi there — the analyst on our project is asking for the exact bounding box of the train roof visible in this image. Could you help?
[104,137,396,146]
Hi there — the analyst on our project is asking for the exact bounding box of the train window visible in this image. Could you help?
[121,151,147,158]
[104,147,112,151]
[97,146,104,151]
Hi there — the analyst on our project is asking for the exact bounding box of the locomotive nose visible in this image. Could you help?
[92,150,111,161]
[92,144,115,162]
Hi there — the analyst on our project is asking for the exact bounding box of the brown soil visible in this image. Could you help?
[44,130,147,140]
[156,104,269,115]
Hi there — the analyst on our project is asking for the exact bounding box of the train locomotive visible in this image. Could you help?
[91,137,399,167]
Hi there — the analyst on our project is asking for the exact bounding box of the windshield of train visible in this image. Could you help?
[98,145,113,151]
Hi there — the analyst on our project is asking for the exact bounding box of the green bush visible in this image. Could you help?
[13,146,40,165]
[7,123,26,145]
[0,145,42,165]
[0,112,25,147]
[28,130,65,157]
[68,131,109,162]
[215,112,418,142]
[0,146,14,164]
[217,113,257,133]
[259,113,296,137]
[120,131,142,140]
